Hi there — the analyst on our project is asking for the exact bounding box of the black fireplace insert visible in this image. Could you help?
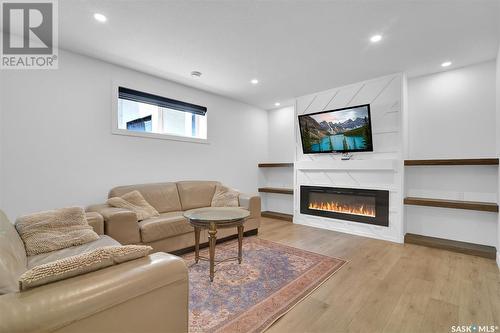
[300,185,389,227]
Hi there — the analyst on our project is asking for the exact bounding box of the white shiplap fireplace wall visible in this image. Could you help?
[294,73,406,243]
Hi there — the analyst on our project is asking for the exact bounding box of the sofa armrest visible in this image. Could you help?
[0,253,188,333]
[239,193,261,219]
[85,212,104,235]
[87,204,141,244]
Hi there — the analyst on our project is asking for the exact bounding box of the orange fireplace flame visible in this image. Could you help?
[309,201,376,217]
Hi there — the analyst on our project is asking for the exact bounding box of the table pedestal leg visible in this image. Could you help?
[237,225,244,264]
[194,227,200,263]
[208,222,217,282]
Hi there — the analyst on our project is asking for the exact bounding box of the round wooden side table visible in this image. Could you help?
[184,207,250,282]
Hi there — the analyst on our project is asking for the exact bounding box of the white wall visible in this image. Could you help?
[267,106,295,162]
[497,46,500,265]
[406,61,498,246]
[408,61,496,159]
[0,50,268,219]
[259,106,295,214]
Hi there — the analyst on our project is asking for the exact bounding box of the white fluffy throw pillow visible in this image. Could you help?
[15,207,99,256]
[211,185,239,207]
[19,245,152,290]
[107,190,160,221]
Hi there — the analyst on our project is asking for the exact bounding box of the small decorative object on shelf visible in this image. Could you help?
[341,153,353,160]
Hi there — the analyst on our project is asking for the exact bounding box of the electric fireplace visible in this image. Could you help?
[300,185,389,226]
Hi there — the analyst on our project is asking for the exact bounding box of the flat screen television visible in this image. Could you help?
[298,104,373,154]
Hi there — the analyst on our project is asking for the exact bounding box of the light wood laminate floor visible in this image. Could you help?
[258,217,500,333]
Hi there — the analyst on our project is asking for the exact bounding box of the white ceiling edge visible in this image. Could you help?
[58,47,270,112]
[60,46,498,113]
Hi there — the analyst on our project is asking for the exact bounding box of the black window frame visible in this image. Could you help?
[118,86,207,116]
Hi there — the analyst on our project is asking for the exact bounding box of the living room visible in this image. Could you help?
[0,1,499,333]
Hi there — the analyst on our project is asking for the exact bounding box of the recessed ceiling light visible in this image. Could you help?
[441,61,452,67]
[191,71,202,78]
[274,102,281,107]
[370,34,382,43]
[250,79,259,85]
[93,13,107,23]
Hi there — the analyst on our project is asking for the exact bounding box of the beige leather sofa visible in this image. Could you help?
[87,181,261,253]
[0,210,188,333]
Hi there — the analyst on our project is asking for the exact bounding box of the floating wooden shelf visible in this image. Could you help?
[258,187,294,195]
[404,197,498,212]
[258,163,294,168]
[405,233,496,259]
[404,158,499,166]
[261,211,293,222]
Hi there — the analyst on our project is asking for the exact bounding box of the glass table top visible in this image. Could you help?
[183,207,250,222]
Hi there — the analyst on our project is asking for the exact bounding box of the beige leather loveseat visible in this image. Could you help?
[0,210,188,333]
[87,181,261,253]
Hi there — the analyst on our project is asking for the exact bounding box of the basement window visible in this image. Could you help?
[114,86,207,143]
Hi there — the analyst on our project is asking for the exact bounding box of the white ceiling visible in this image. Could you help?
[58,0,500,110]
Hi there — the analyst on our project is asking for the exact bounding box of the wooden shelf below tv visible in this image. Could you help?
[404,197,498,212]
[261,211,293,222]
[405,233,496,259]
[258,187,294,195]
[404,158,499,166]
[258,163,294,168]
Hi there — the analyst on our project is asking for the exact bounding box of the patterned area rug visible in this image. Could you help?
[183,237,347,333]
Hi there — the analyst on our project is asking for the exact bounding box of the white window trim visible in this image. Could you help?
[111,80,209,144]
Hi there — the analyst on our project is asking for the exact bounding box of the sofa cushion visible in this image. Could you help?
[15,207,99,256]
[27,235,120,268]
[19,245,152,290]
[109,182,182,213]
[107,190,160,221]
[177,181,220,210]
[139,212,193,243]
[0,210,27,294]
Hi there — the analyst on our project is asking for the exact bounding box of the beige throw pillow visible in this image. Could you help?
[15,207,99,256]
[107,190,160,221]
[211,185,239,207]
[19,245,152,290]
